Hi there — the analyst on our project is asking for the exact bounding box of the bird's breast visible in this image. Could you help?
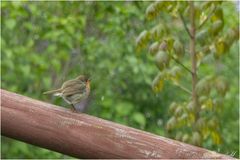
[86,82,90,96]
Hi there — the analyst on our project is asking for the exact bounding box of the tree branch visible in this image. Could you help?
[179,12,193,39]
[171,55,193,74]
[173,82,192,95]
[189,1,200,121]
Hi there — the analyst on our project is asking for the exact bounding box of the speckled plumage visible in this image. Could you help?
[44,75,91,110]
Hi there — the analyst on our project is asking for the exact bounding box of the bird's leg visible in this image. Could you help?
[70,104,77,112]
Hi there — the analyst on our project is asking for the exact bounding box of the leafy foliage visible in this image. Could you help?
[1,1,239,158]
[136,1,239,157]
[1,1,164,158]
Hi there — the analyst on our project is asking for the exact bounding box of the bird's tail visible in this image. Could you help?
[43,88,62,95]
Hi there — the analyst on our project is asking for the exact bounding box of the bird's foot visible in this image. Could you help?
[70,104,77,113]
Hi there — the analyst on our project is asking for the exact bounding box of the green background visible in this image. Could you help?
[1,1,239,158]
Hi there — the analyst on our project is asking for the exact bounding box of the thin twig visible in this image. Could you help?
[179,12,193,38]
[171,55,193,74]
[173,82,192,95]
[198,5,217,29]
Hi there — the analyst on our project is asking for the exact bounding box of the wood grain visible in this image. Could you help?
[1,89,234,159]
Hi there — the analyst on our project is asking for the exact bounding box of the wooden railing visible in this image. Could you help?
[1,89,234,159]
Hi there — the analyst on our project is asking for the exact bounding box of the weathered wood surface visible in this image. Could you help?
[1,89,234,159]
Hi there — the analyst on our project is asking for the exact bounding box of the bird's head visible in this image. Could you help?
[77,75,91,83]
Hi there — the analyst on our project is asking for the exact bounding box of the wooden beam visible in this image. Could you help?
[1,89,234,159]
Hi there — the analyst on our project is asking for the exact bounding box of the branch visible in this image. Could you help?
[198,5,217,29]
[179,12,193,39]
[1,89,234,159]
[173,82,192,95]
[171,55,193,74]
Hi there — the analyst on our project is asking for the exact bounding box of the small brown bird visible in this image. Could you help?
[44,75,91,111]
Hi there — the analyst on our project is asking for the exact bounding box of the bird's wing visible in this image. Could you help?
[43,79,81,95]
[63,92,87,105]
[71,93,88,104]
[62,84,86,97]
[62,79,84,88]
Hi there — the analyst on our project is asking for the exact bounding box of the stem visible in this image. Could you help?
[189,2,199,120]
[179,12,193,39]
[171,55,193,74]
[173,83,192,95]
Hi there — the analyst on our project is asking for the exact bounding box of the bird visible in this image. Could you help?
[43,75,91,112]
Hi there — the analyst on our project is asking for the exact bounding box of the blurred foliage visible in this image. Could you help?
[1,1,239,159]
[136,1,239,158]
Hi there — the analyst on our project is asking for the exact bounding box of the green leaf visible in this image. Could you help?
[5,19,16,30]
[149,41,159,56]
[159,41,168,51]
[187,101,195,112]
[166,117,176,130]
[152,72,164,92]
[173,39,184,58]
[20,65,31,77]
[214,39,227,57]
[211,131,221,145]
[52,59,61,72]
[201,98,213,110]
[175,132,183,141]
[192,132,202,146]
[210,20,223,36]
[182,134,189,143]
[145,2,163,20]
[211,6,223,22]
[101,98,113,108]
[169,102,177,114]
[214,76,228,96]
[200,2,213,10]
[169,66,182,83]
[225,28,238,47]
[146,3,156,19]
[196,29,208,45]
[132,112,146,127]
[174,105,183,117]
[43,77,51,89]
[196,118,205,130]
[196,76,213,95]
[155,50,170,70]
[136,30,149,50]
[208,117,218,129]
[166,37,174,51]
[150,25,163,40]
[115,102,134,116]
